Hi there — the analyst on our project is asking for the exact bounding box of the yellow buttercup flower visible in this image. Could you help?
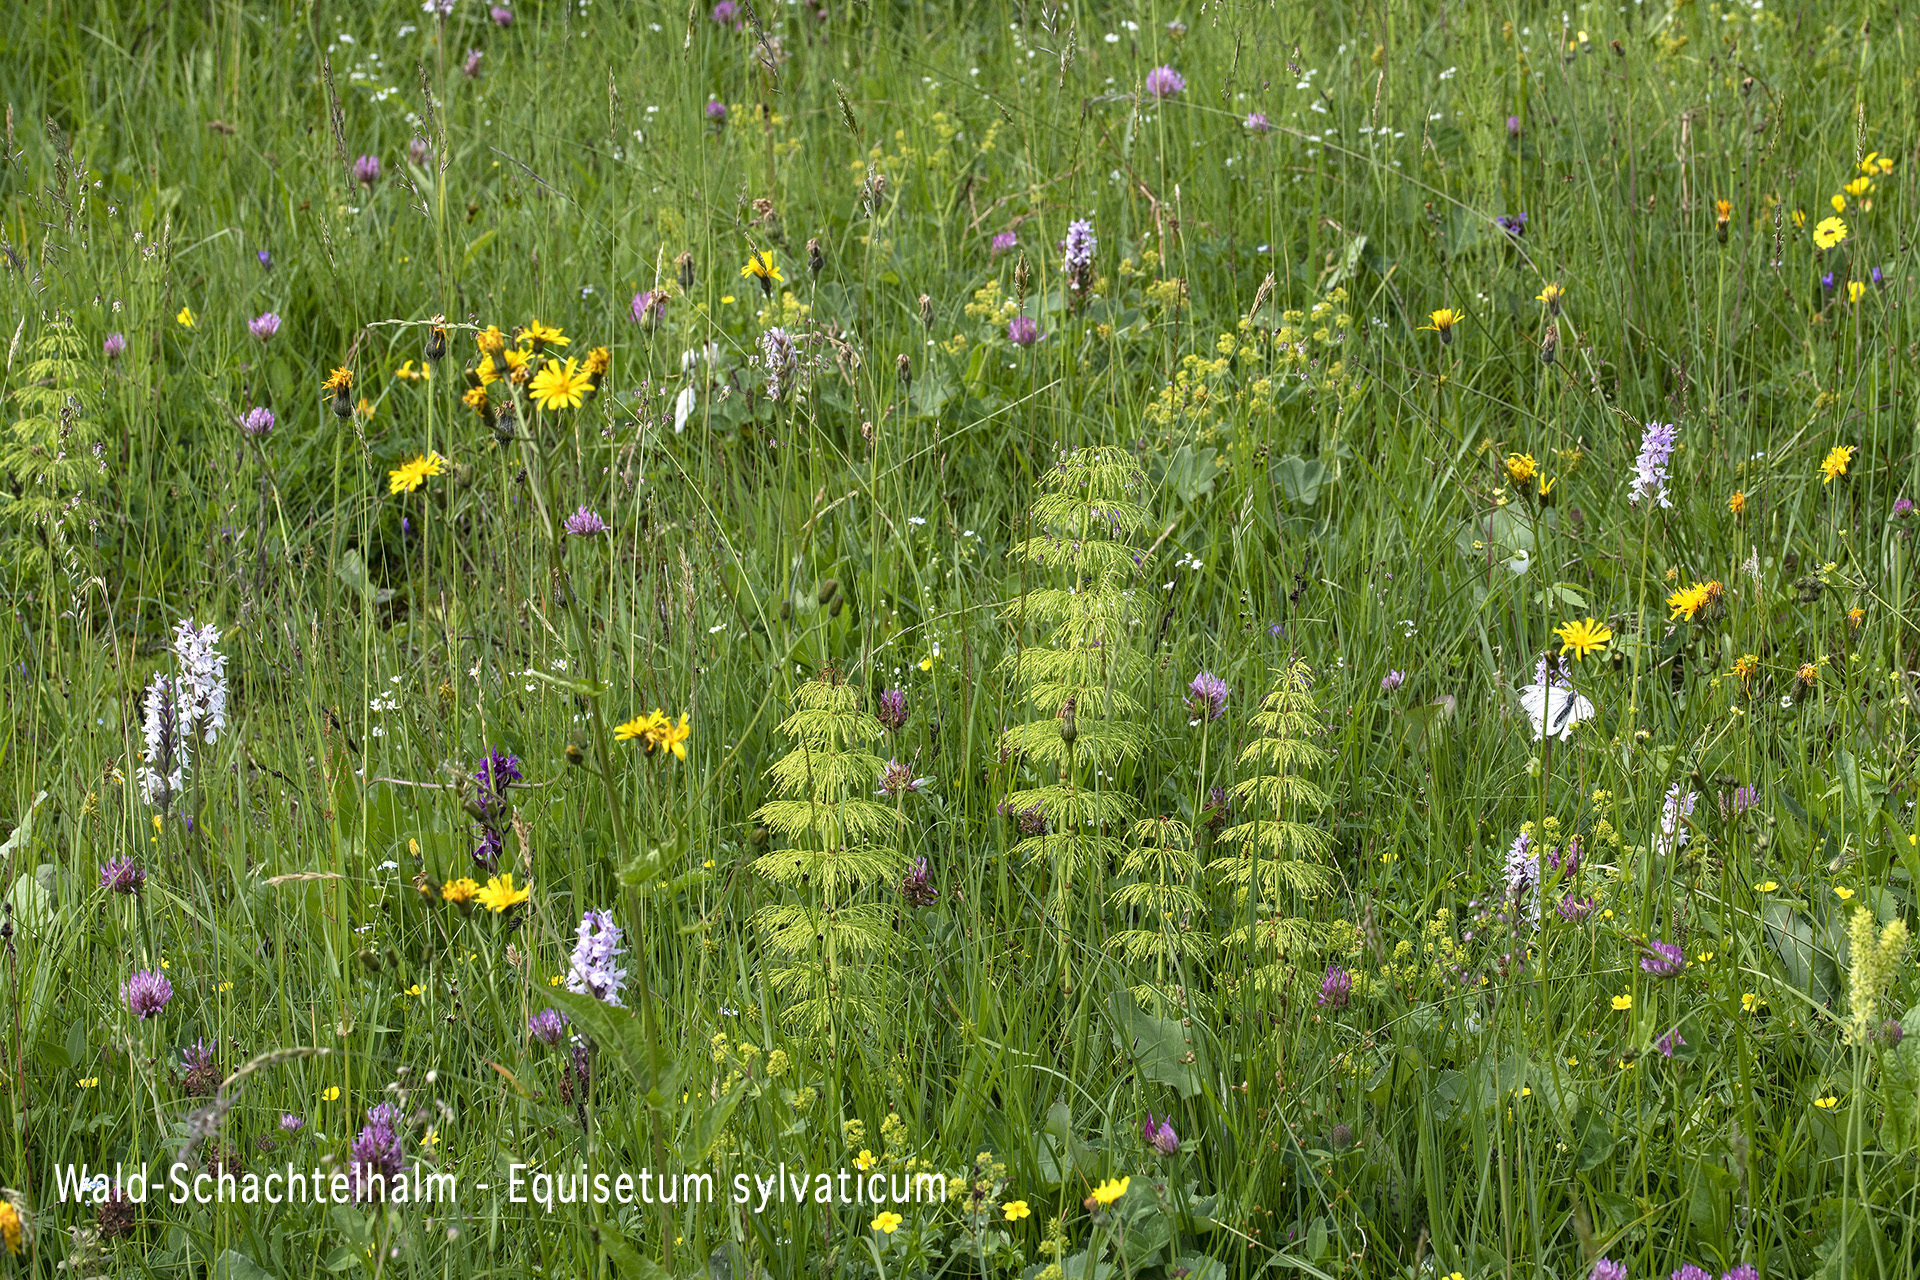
[529,357,592,410]
[1611,993,1633,1011]
[871,1212,903,1234]
[1813,216,1848,249]
[442,877,479,904]
[855,1150,876,1171]
[1815,1094,1839,1110]
[1002,1200,1031,1222]
[1742,992,1765,1012]
[1834,886,1855,901]
[1089,1176,1130,1206]
[475,872,531,912]
[176,306,196,328]
[1554,618,1612,661]
[322,1085,342,1101]
[388,452,447,495]
[1820,444,1855,483]
[1755,879,1778,892]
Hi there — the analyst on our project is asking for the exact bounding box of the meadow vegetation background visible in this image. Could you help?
[0,0,1918,1276]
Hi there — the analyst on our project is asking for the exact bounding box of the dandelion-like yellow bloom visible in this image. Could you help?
[176,306,196,328]
[393,359,430,382]
[1002,1200,1031,1222]
[1797,662,1817,685]
[583,345,611,377]
[1813,216,1849,249]
[1714,198,1732,223]
[1419,308,1463,341]
[1667,582,1716,622]
[1850,607,1866,627]
[741,251,785,285]
[1504,453,1538,487]
[1733,654,1759,684]
[462,386,490,413]
[654,712,693,761]
[1089,1176,1130,1207]
[1554,617,1612,660]
[522,319,570,348]
[475,872,531,912]
[1820,444,1856,483]
[323,366,355,394]
[476,325,507,354]
[1611,993,1633,1011]
[388,452,447,495]
[1536,282,1565,310]
[529,358,591,410]
[616,711,670,743]
[871,1212,903,1234]
[476,345,531,387]
[1728,489,1747,514]
[442,878,480,903]
[1845,176,1873,198]
[0,1202,20,1256]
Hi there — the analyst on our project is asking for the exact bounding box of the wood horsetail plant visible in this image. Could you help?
[999,446,1151,992]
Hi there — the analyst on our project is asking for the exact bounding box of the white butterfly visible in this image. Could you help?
[1521,680,1594,741]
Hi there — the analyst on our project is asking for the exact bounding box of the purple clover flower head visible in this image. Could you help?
[1063,219,1097,273]
[631,288,669,327]
[1143,65,1185,98]
[991,231,1018,256]
[1628,421,1678,508]
[1317,964,1352,1009]
[564,506,608,537]
[1641,939,1687,978]
[1381,669,1406,692]
[462,48,483,77]
[100,859,146,894]
[706,98,727,123]
[528,1008,569,1044]
[567,909,628,1006]
[900,856,938,907]
[1672,1268,1713,1280]
[181,1037,216,1073]
[1895,497,1916,520]
[711,0,740,23]
[241,407,275,437]
[349,1102,406,1200]
[1821,272,1836,293]
[249,312,281,341]
[124,969,174,1020]
[1506,115,1522,137]
[1556,893,1595,922]
[490,4,513,24]
[103,332,126,360]
[1244,111,1271,133]
[1590,1262,1628,1280]
[1008,315,1042,347]
[1723,1268,1759,1280]
[353,155,382,187]
[1655,1027,1686,1057]
[1142,1112,1180,1156]
[1185,671,1228,721]
[877,687,908,733]
[1496,212,1529,238]
[279,1113,305,1133]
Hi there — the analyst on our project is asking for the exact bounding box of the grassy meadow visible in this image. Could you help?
[1,0,1919,1276]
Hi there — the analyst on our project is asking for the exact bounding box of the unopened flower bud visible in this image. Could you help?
[807,237,824,276]
[676,251,695,291]
[918,294,933,330]
[896,353,912,387]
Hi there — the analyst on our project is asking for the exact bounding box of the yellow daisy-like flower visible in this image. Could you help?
[1849,607,1866,627]
[388,452,447,495]
[654,713,693,761]
[1002,1200,1031,1222]
[404,984,423,997]
[616,711,670,743]
[1820,444,1855,483]
[322,366,355,394]
[1756,880,1779,892]
[1814,1094,1839,1109]
[1611,993,1633,1011]
[1666,582,1715,622]
[393,359,431,382]
[1554,617,1612,660]
[475,872,531,913]
[462,386,491,414]
[1728,489,1746,514]
[322,1085,342,1101]
[1089,1176,1130,1206]
[1504,453,1538,487]
[0,1201,22,1256]
[176,306,196,328]
[1419,308,1463,342]
[1714,197,1732,223]
[1732,654,1759,684]
[522,319,570,349]
[477,345,531,387]
[1845,176,1872,198]
[870,1212,903,1234]
[1536,282,1565,310]
[441,878,480,904]
[741,251,785,286]
[529,357,592,410]
[1813,216,1848,249]
[583,346,611,377]
[1797,661,1817,685]
[476,325,507,354]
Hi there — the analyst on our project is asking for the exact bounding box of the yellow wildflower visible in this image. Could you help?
[176,306,196,328]
[475,872,531,912]
[1728,489,1746,514]
[0,1201,21,1256]
[871,1212,903,1234]
[1553,618,1612,661]
[442,878,479,904]
[522,319,570,349]
[1089,1177,1130,1207]
[1003,1200,1031,1221]
[1815,1095,1839,1110]
[529,358,592,410]
[1504,453,1538,487]
[741,251,785,288]
[1419,308,1463,343]
[388,452,447,495]
[1611,993,1633,1011]
[1813,216,1848,249]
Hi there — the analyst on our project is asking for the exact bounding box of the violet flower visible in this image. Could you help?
[100,860,146,894]
[353,155,382,187]
[566,909,628,1006]
[1185,671,1228,721]
[123,969,174,1020]
[1008,315,1042,346]
[248,312,281,341]
[563,506,608,537]
[1641,940,1687,978]
[1317,964,1352,1009]
[1142,1112,1180,1156]
[1627,421,1678,508]
[1143,65,1185,98]
[241,407,275,437]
